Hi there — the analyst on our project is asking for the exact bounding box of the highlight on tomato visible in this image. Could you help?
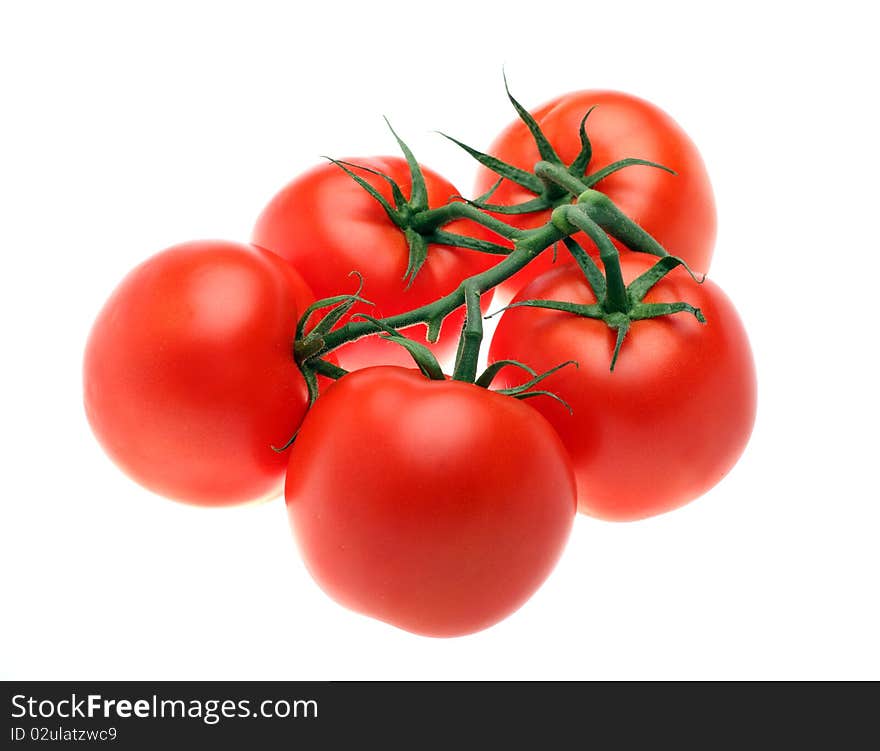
[489,253,756,522]
[83,240,314,506]
[284,366,576,637]
[465,88,716,301]
[252,155,498,371]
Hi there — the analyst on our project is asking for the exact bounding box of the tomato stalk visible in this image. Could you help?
[409,201,525,241]
[299,190,704,377]
[295,91,709,390]
[534,161,588,198]
[451,285,483,382]
[551,204,628,314]
[528,162,678,262]
[315,221,563,353]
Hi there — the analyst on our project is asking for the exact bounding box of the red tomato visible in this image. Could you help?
[475,90,716,301]
[252,157,496,370]
[84,240,313,506]
[285,366,576,637]
[489,256,756,521]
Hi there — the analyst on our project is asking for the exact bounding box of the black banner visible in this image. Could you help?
[2,681,876,747]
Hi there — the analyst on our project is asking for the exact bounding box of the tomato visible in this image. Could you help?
[489,255,756,521]
[474,90,716,301]
[84,240,313,506]
[285,366,576,636]
[252,157,496,370]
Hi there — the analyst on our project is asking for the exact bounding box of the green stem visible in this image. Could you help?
[312,358,348,380]
[319,222,563,354]
[555,205,629,314]
[534,160,588,198]
[578,189,667,258]
[452,286,483,382]
[487,161,670,262]
[298,109,703,384]
[411,201,525,240]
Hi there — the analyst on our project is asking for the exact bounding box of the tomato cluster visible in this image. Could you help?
[84,85,756,637]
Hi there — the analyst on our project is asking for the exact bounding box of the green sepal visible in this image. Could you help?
[437,131,543,193]
[467,195,552,216]
[486,298,605,320]
[311,298,363,338]
[270,353,352,453]
[334,158,408,210]
[383,117,428,210]
[502,72,561,164]
[626,255,703,304]
[510,389,573,414]
[475,359,538,389]
[296,294,372,341]
[324,158,400,225]
[303,363,321,406]
[607,315,631,372]
[329,125,444,288]
[630,301,706,323]
[582,158,675,189]
[563,237,606,300]
[495,360,577,395]
[295,272,373,341]
[271,364,320,453]
[403,228,429,289]
[568,107,597,178]
[428,229,511,255]
[382,336,445,380]
[475,177,504,203]
[351,314,445,380]
[271,427,301,453]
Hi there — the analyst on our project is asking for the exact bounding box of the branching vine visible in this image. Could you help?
[290,81,706,413]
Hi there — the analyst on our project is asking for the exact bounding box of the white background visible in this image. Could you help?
[1,1,877,680]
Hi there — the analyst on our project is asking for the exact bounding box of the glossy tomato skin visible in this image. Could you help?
[285,366,576,637]
[489,256,756,521]
[475,90,716,301]
[252,157,496,370]
[84,240,313,506]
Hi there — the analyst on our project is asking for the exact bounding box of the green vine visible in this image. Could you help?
[292,81,706,402]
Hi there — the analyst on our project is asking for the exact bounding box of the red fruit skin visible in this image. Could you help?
[252,157,498,370]
[84,240,313,506]
[475,90,716,302]
[285,367,576,637]
[489,256,755,521]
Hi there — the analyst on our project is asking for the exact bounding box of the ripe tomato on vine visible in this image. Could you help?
[83,78,755,636]
[466,87,716,301]
[285,366,576,637]
[253,156,498,370]
[84,240,314,506]
[490,254,756,521]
